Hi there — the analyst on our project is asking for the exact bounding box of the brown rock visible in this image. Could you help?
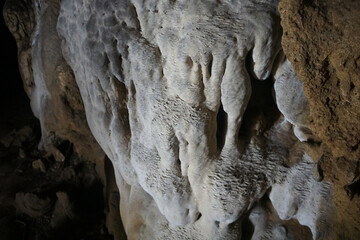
[48,145,65,162]
[279,0,360,238]
[15,192,52,218]
[50,192,74,228]
[0,126,32,148]
[3,0,105,175]
[60,166,76,181]
[279,0,360,162]
[32,159,46,173]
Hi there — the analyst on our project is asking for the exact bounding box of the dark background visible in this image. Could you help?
[0,0,33,137]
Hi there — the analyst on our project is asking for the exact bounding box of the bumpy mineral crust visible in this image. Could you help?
[55,0,334,239]
[4,0,339,239]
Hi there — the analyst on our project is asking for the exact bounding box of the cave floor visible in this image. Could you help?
[0,100,113,240]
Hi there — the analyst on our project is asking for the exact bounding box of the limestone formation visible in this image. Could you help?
[56,0,333,239]
[5,0,358,239]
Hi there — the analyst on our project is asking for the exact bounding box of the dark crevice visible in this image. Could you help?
[345,179,360,200]
[130,81,136,96]
[245,49,256,79]
[111,38,126,83]
[198,63,204,84]
[350,81,355,91]
[129,4,141,31]
[196,212,202,221]
[352,141,360,151]
[320,57,330,86]
[53,138,73,167]
[208,53,213,77]
[216,103,227,150]
[186,56,193,68]
[238,51,280,144]
[241,216,254,240]
[113,78,131,141]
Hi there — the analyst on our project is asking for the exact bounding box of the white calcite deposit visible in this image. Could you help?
[5,0,335,239]
[56,0,333,239]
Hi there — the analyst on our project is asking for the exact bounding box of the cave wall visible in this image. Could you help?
[279,0,360,238]
[3,0,105,175]
[3,0,125,239]
[3,0,360,239]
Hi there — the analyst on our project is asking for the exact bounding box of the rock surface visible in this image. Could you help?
[279,0,360,161]
[3,0,105,176]
[3,0,123,239]
[56,0,333,239]
[15,192,52,218]
[279,0,360,238]
[4,0,359,239]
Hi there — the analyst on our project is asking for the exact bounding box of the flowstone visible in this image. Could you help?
[56,0,333,239]
[5,0,337,239]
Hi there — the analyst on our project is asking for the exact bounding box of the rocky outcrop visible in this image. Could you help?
[279,0,360,238]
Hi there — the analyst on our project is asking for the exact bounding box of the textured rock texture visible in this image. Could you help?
[279,0,360,238]
[56,0,333,239]
[5,0,358,239]
[279,0,360,160]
